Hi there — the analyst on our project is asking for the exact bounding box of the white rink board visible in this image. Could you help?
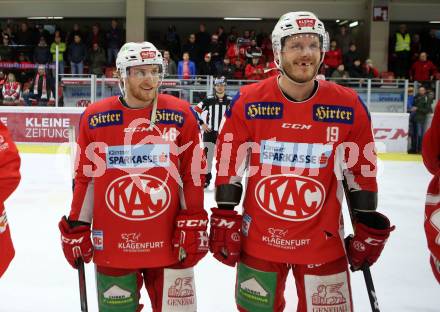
[371,112,409,153]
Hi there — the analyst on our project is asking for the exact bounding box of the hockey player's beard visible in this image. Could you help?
[282,60,319,84]
[127,83,157,107]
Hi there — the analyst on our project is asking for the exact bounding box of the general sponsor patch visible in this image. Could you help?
[88,110,123,129]
[162,268,197,312]
[262,228,311,250]
[260,140,332,168]
[118,232,164,253]
[313,104,354,124]
[92,229,104,250]
[106,144,170,169]
[236,263,276,312]
[245,102,283,120]
[0,210,8,233]
[155,109,184,127]
[304,271,351,311]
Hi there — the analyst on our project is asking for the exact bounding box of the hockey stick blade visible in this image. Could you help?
[76,258,88,312]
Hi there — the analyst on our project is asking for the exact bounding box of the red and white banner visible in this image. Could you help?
[0,107,84,144]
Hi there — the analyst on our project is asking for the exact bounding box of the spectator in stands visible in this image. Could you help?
[182,33,200,63]
[50,33,66,77]
[363,59,379,78]
[225,35,241,63]
[261,34,274,62]
[177,51,196,80]
[164,25,181,61]
[409,86,433,153]
[2,25,15,44]
[2,73,20,105]
[425,29,440,67]
[216,26,227,51]
[232,57,244,80]
[245,54,265,80]
[23,64,54,106]
[334,26,353,55]
[343,42,361,72]
[35,24,50,44]
[163,50,177,77]
[331,64,349,79]
[348,58,364,78]
[198,53,218,80]
[89,42,106,76]
[208,34,224,72]
[16,53,32,84]
[245,38,263,64]
[410,52,437,86]
[66,23,83,45]
[0,34,13,61]
[68,34,87,76]
[218,56,234,80]
[106,19,123,66]
[87,23,105,49]
[196,23,210,57]
[323,40,342,76]
[33,36,51,65]
[15,22,33,47]
[392,24,411,78]
[411,33,422,62]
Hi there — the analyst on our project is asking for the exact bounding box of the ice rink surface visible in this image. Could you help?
[0,152,439,311]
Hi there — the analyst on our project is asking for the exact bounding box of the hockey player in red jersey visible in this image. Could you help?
[422,102,440,284]
[209,12,395,311]
[0,121,21,278]
[58,41,208,311]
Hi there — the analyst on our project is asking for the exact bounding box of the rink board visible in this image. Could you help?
[1,106,410,153]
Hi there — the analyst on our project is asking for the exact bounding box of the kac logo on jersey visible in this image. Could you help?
[313,105,354,124]
[105,174,171,221]
[155,109,184,127]
[92,230,104,250]
[245,102,283,120]
[88,110,123,129]
[255,174,325,221]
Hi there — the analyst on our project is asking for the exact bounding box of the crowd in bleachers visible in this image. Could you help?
[0,20,439,106]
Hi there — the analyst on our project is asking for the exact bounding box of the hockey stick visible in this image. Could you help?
[76,258,88,312]
[68,126,88,312]
[342,178,380,312]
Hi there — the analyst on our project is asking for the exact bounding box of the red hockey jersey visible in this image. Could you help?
[422,102,440,282]
[0,121,21,277]
[69,95,205,269]
[215,76,377,264]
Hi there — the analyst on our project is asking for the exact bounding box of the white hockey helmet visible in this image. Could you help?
[272,11,329,69]
[116,41,163,79]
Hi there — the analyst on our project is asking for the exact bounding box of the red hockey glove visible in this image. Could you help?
[172,210,209,268]
[209,208,242,267]
[59,216,93,269]
[346,211,395,271]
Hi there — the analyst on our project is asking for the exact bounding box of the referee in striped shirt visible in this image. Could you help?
[195,76,232,188]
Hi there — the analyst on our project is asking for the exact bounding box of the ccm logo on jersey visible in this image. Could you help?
[105,174,171,221]
[88,110,123,129]
[313,105,354,124]
[155,109,184,127]
[255,174,325,221]
[245,102,283,120]
[281,123,312,130]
